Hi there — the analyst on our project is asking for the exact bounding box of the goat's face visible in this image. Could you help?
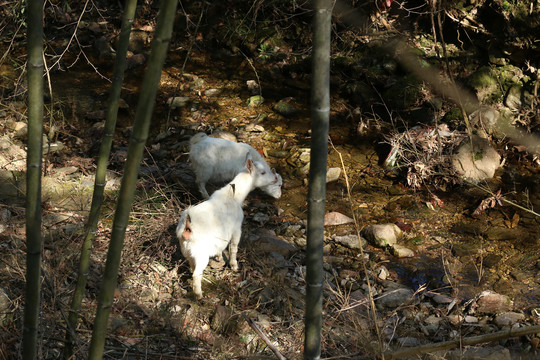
[258,169,282,198]
[251,161,279,189]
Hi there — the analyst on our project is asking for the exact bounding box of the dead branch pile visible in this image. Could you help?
[384,124,467,189]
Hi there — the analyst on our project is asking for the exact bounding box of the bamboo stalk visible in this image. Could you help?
[304,1,332,359]
[87,0,178,358]
[22,0,45,359]
[64,1,138,358]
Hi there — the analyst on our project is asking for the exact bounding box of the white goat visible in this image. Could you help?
[189,132,282,199]
[176,157,259,298]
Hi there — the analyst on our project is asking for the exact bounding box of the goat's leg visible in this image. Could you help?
[197,181,210,199]
[191,257,209,299]
[229,231,241,271]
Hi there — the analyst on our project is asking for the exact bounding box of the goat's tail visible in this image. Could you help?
[189,132,207,147]
[175,209,192,240]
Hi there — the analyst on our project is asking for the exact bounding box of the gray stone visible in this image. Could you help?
[333,234,366,249]
[389,244,415,258]
[273,98,299,117]
[432,293,454,304]
[494,311,524,326]
[505,84,523,111]
[204,88,221,97]
[475,291,513,314]
[326,167,341,183]
[397,337,421,347]
[250,230,297,257]
[452,136,500,182]
[377,288,415,309]
[324,212,354,226]
[167,96,190,109]
[361,224,402,248]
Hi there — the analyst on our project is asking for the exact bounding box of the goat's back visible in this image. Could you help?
[190,134,266,180]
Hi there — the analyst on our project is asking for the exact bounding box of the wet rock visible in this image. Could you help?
[247,95,264,107]
[324,212,354,226]
[249,230,297,258]
[432,294,454,304]
[361,224,402,248]
[251,212,270,225]
[397,337,421,347]
[126,53,146,69]
[475,291,513,314]
[464,315,478,323]
[332,234,366,249]
[494,312,524,326]
[273,98,299,117]
[389,244,414,258]
[452,136,500,182]
[505,84,533,111]
[377,288,415,309]
[167,96,190,109]
[326,167,341,183]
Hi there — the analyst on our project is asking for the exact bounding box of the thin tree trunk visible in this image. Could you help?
[87,0,178,358]
[22,0,45,359]
[63,1,138,358]
[304,1,332,359]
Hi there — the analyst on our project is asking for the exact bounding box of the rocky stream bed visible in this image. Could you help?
[1,2,540,357]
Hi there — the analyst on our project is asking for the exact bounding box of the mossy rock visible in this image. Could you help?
[467,66,502,103]
[443,107,464,128]
[383,75,423,110]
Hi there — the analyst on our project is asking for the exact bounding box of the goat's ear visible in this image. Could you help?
[271,168,276,174]
[246,158,253,173]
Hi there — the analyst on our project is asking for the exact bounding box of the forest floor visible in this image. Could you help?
[1,1,540,359]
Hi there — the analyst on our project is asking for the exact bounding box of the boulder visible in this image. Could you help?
[475,291,513,314]
[452,136,500,182]
[494,311,525,326]
[361,224,402,248]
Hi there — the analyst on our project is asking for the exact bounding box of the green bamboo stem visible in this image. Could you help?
[63,1,139,358]
[22,0,45,359]
[87,0,178,358]
[304,1,332,359]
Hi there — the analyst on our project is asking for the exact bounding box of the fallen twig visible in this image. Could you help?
[241,312,287,360]
[349,324,540,359]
